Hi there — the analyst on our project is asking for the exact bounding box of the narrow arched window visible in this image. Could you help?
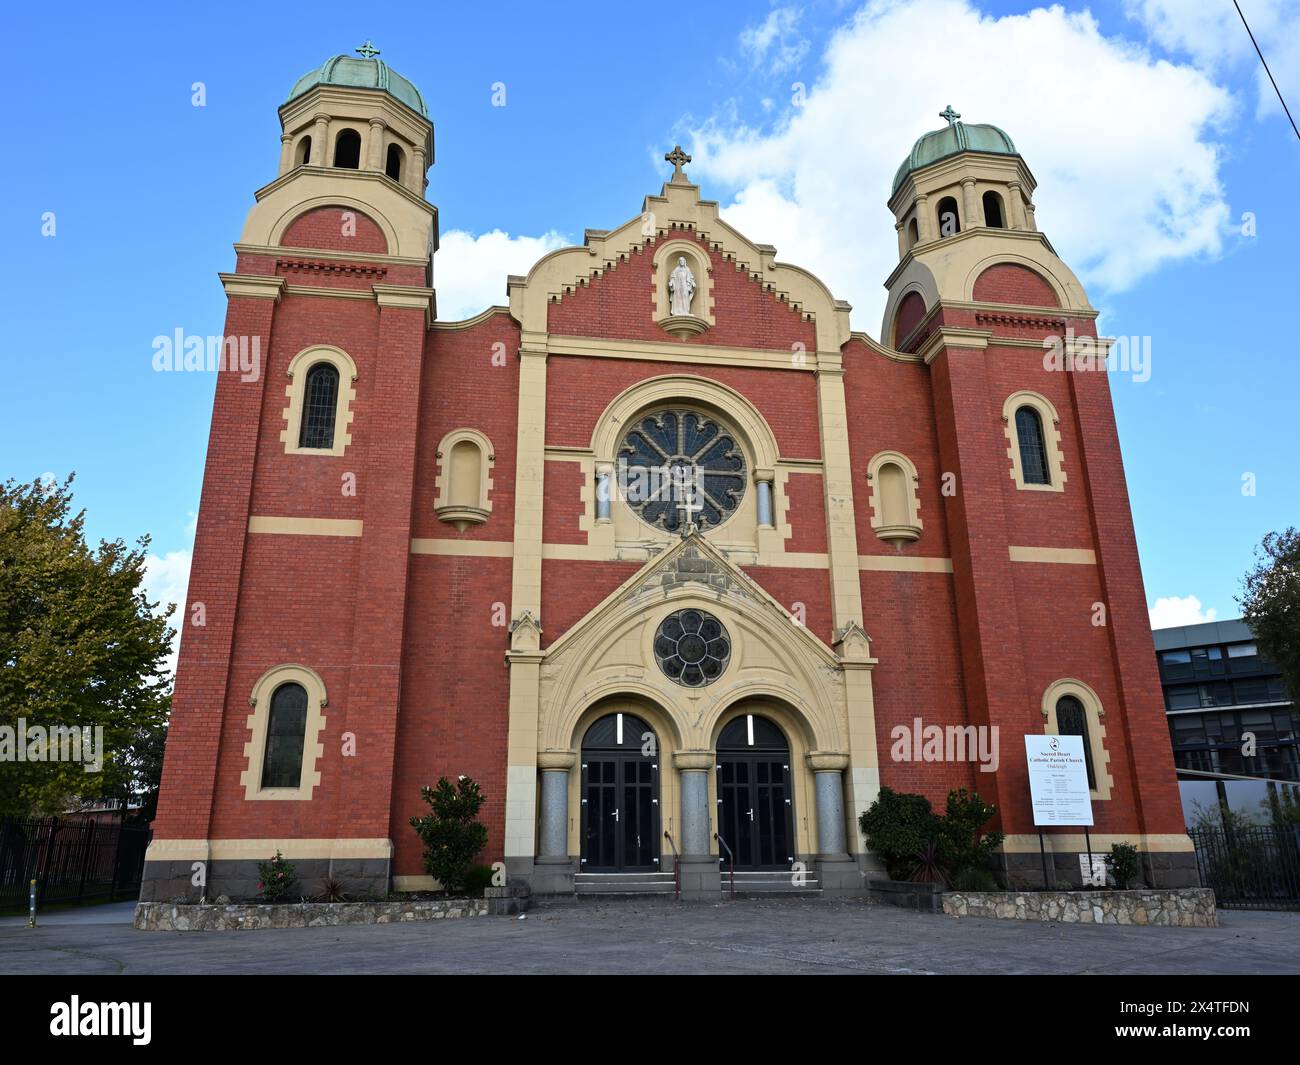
[262,682,308,789]
[1055,695,1096,788]
[334,128,361,169]
[1015,406,1050,485]
[906,217,919,248]
[936,196,960,237]
[983,190,1005,228]
[299,363,339,449]
[296,135,313,166]
[385,143,404,181]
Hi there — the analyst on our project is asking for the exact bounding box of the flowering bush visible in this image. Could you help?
[256,851,297,901]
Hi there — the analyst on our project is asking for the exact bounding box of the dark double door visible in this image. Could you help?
[716,714,795,870]
[581,713,660,872]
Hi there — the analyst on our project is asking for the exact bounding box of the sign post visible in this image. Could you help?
[1024,735,1096,887]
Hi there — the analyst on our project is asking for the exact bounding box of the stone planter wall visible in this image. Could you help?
[134,898,489,931]
[941,887,1217,927]
[867,878,944,912]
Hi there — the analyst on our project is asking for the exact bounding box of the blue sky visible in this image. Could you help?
[2,0,1296,653]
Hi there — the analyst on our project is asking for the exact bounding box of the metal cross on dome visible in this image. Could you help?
[939,104,961,126]
[665,145,692,181]
[356,41,381,59]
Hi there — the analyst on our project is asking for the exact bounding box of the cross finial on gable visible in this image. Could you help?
[665,144,692,182]
[939,104,961,126]
[356,40,381,59]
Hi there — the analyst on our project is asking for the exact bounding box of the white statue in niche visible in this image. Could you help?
[667,255,698,316]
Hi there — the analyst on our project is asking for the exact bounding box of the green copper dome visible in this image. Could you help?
[892,107,1016,195]
[287,44,428,118]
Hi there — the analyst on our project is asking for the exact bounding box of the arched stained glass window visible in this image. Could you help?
[299,363,339,449]
[1055,694,1096,789]
[1015,406,1051,486]
[262,682,308,789]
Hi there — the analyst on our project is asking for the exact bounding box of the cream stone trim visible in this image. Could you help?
[143,838,210,862]
[1041,678,1113,802]
[918,326,992,365]
[218,273,286,301]
[1002,833,1193,854]
[546,333,818,371]
[652,237,716,333]
[282,285,374,302]
[248,516,363,537]
[433,428,495,530]
[234,241,429,269]
[1002,390,1066,492]
[1008,545,1096,565]
[281,345,358,457]
[858,555,953,573]
[430,305,512,331]
[241,664,329,801]
[146,838,392,862]
[411,538,513,557]
[865,450,923,544]
[507,175,851,354]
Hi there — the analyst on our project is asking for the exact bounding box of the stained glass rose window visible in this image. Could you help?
[655,609,731,687]
[617,410,746,532]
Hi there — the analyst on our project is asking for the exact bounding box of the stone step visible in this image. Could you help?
[574,872,677,896]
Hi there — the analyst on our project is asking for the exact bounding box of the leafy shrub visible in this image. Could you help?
[951,866,997,892]
[409,776,490,895]
[256,851,296,901]
[936,787,1004,875]
[1104,842,1141,889]
[858,787,940,878]
[908,841,946,886]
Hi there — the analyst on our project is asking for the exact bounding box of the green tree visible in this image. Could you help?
[0,475,173,817]
[1239,527,1300,704]
[409,776,489,894]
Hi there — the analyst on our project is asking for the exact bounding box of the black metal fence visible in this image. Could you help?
[1189,824,1300,910]
[0,817,151,911]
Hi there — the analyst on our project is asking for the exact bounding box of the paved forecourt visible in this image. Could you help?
[1,898,1297,975]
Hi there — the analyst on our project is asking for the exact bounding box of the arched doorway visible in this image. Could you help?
[716,714,794,870]
[580,712,660,872]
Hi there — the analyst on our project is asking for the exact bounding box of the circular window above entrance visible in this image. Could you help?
[654,609,731,688]
[617,409,747,533]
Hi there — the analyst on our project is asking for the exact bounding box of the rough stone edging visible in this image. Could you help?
[133,898,491,931]
[941,887,1217,927]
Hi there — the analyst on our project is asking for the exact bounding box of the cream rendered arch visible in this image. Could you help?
[590,373,781,471]
[865,449,923,543]
[652,237,716,332]
[241,663,329,801]
[881,229,1094,342]
[1041,677,1114,801]
[264,194,400,253]
[1002,389,1067,492]
[961,250,1079,307]
[281,345,359,457]
[540,582,846,758]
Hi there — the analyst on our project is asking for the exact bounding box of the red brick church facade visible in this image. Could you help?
[143,50,1194,900]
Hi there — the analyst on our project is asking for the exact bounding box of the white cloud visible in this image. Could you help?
[688,0,1235,335]
[1124,0,1300,121]
[435,229,569,321]
[1149,594,1219,629]
[144,548,192,680]
[740,7,811,75]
